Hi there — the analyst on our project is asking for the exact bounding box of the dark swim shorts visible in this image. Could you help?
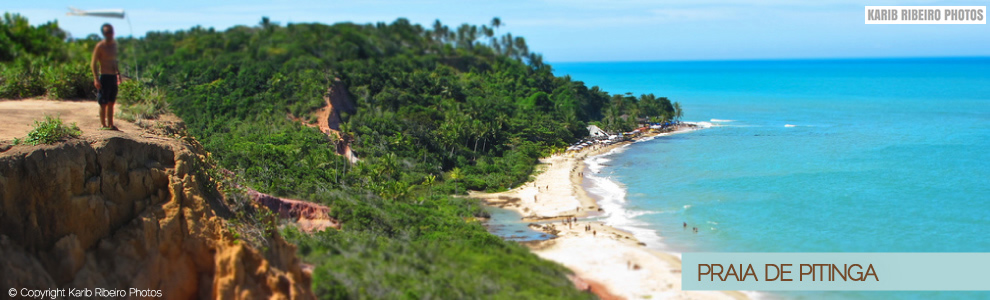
[97,74,118,105]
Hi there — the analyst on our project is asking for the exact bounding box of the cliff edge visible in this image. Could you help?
[0,104,314,299]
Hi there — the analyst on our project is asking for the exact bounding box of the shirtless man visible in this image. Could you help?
[91,23,121,130]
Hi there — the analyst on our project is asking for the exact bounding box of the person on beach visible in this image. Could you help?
[91,23,121,130]
[683,222,687,229]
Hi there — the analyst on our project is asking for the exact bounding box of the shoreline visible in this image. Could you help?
[473,124,747,299]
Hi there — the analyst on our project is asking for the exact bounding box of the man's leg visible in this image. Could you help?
[107,102,115,129]
[99,104,107,128]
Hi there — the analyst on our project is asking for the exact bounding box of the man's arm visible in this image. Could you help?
[91,42,102,89]
[114,56,121,84]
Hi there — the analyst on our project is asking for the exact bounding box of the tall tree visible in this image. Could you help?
[490,17,502,33]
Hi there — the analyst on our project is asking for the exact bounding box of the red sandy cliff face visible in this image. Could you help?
[245,187,341,233]
[314,78,358,163]
[0,135,314,299]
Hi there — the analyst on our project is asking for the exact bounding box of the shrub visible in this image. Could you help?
[117,79,143,105]
[41,63,89,99]
[24,115,82,145]
[117,80,169,121]
[0,64,44,99]
[1,59,92,100]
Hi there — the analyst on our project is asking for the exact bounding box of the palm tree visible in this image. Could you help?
[527,53,544,68]
[501,33,514,56]
[491,17,502,33]
[422,174,436,204]
[456,24,469,48]
[432,19,444,43]
[468,25,479,49]
[673,102,683,122]
[448,167,462,195]
[513,36,528,58]
[481,25,493,39]
[489,17,502,53]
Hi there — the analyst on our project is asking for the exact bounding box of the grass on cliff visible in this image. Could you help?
[116,79,170,124]
[18,115,82,145]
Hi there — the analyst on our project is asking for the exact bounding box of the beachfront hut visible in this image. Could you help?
[587,125,607,138]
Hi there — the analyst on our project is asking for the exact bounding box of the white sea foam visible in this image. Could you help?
[626,210,661,218]
[710,118,735,123]
[634,135,658,143]
[686,121,714,128]
[583,153,667,248]
[585,155,611,175]
[721,124,761,128]
[784,124,797,127]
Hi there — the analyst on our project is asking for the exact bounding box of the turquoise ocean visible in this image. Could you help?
[553,58,990,299]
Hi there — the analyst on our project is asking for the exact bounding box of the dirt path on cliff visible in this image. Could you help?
[0,99,142,141]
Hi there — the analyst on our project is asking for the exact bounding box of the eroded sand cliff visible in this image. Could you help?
[0,126,313,299]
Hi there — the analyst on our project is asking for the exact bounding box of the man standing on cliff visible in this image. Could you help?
[91,23,121,130]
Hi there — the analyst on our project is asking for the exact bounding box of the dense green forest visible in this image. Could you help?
[2,12,681,299]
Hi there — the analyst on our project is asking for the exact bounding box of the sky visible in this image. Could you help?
[8,0,990,62]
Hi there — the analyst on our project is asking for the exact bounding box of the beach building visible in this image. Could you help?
[587,125,607,138]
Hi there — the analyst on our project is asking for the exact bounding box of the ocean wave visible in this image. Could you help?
[710,118,735,123]
[584,176,626,205]
[785,124,797,127]
[585,155,611,174]
[686,121,714,128]
[583,157,669,249]
[721,124,761,127]
[609,143,631,155]
[626,210,661,218]
[634,135,658,143]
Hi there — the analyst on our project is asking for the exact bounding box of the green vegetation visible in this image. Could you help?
[23,115,81,145]
[1,13,97,99]
[3,13,685,299]
[116,79,169,122]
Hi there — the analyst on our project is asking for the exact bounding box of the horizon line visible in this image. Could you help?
[550,55,990,64]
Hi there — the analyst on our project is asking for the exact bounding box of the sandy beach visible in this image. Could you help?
[473,125,746,300]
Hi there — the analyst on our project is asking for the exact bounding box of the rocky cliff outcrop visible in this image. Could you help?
[0,134,314,299]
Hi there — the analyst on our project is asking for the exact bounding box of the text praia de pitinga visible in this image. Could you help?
[698,263,879,282]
